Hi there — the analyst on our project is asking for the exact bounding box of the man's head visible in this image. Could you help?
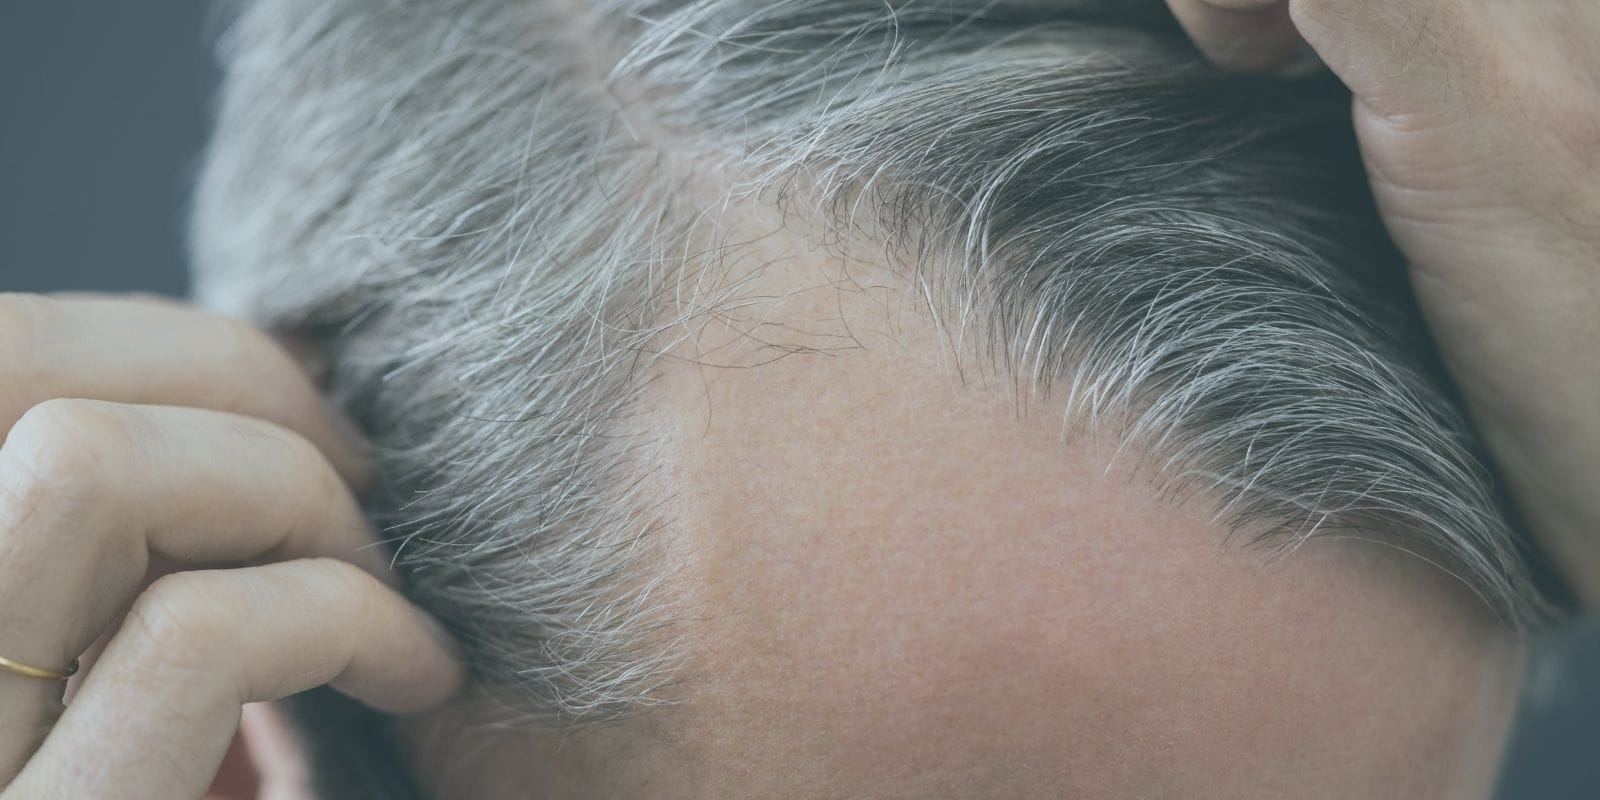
[191,0,1557,796]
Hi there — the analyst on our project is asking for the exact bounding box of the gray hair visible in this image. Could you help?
[190,0,1557,725]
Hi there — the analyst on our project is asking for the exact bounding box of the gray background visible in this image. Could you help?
[0,3,1595,797]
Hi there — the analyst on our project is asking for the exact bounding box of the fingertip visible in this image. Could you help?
[355,609,467,715]
[321,396,377,489]
[417,611,468,690]
[1168,0,1304,73]
[263,330,377,489]
[268,331,332,387]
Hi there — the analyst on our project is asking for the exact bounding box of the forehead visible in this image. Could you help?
[629,235,1521,798]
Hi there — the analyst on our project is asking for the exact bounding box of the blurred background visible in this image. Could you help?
[1,3,1596,797]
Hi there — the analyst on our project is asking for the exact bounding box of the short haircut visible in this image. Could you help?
[192,0,1558,724]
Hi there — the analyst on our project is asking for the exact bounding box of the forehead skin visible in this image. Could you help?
[407,221,1523,799]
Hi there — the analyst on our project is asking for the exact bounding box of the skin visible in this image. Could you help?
[401,212,1524,799]
[0,1,1593,797]
[0,294,462,798]
[1164,0,1600,606]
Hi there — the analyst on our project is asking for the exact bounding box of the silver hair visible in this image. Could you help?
[190,0,1557,724]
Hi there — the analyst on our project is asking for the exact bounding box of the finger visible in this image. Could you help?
[1166,0,1303,71]
[6,559,463,800]
[269,332,332,386]
[0,293,368,487]
[1286,0,1489,118]
[0,399,390,783]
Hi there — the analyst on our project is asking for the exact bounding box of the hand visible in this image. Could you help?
[1167,0,1600,609]
[0,294,464,798]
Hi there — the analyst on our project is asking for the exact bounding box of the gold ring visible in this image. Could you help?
[0,654,79,680]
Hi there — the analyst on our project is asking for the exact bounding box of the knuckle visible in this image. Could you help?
[224,419,350,552]
[218,412,304,479]
[0,399,131,529]
[310,557,387,625]
[315,555,383,596]
[125,573,233,673]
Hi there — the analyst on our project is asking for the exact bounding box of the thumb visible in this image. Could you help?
[1285,0,1484,119]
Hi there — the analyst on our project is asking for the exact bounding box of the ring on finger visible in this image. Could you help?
[0,653,79,681]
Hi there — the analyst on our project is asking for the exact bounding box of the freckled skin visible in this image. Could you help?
[404,229,1523,800]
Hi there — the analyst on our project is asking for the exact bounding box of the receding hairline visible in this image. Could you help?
[189,0,1557,726]
[639,194,1530,623]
